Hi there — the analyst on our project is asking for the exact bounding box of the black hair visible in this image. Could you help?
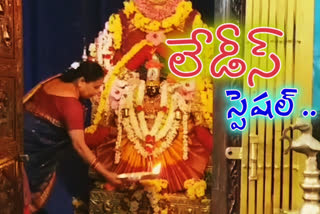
[60,61,104,83]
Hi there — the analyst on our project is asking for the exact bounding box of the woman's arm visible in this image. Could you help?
[68,129,121,185]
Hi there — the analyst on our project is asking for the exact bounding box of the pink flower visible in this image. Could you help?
[109,80,128,110]
[146,31,166,46]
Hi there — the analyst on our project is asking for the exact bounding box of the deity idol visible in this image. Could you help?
[86,0,214,193]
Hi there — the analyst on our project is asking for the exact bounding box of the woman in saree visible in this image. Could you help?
[23,61,121,213]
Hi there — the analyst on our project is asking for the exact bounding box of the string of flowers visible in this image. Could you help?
[117,82,196,158]
[140,179,169,214]
[122,117,149,157]
[134,0,182,21]
[123,0,193,33]
[88,21,115,72]
[151,83,175,141]
[182,112,189,160]
[108,14,122,50]
[128,89,144,140]
[121,88,182,158]
[172,92,191,160]
[199,79,213,131]
[184,179,207,200]
[119,179,170,213]
[114,97,124,164]
[192,13,206,30]
[86,40,151,134]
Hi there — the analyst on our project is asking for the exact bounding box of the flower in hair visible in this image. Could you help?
[70,62,80,70]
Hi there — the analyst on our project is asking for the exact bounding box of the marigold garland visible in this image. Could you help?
[140,179,168,214]
[108,14,122,50]
[123,0,193,33]
[198,79,213,131]
[184,179,207,200]
[190,16,214,131]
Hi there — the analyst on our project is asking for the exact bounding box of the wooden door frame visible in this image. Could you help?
[0,0,24,213]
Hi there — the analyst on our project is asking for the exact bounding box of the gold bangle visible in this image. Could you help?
[90,158,99,169]
[92,161,99,170]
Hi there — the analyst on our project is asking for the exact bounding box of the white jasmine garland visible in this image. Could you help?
[91,21,115,72]
[96,31,103,65]
[114,95,128,164]
[117,81,191,158]
[155,93,177,141]
[115,106,122,164]
[122,117,149,157]
[128,94,144,140]
[182,112,189,160]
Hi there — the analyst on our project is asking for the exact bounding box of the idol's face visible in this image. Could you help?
[145,0,167,5]
[146,86,160,97]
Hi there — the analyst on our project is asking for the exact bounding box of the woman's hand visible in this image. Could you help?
[103,171,122,185]
[68,129,122,186]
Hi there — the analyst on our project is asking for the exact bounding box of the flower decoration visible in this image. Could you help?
[146,31,167,46]
[85,40,152,134]
[132,189,144,201]
[123,0,193,33]
[192,13,207,29]
[133,0,182,21]
[88,43,97,57]
[136,105,144,112]
[106,180,170,213]
[70,62,80,70]
[108,14,122,50]
[140,179,169,213]
[109,79,129,110]
[145,135,156,145]
[118,81,191,159]
[184,179,207,200]
[160,106,168,113]
[129,200,140,213]
[177,81,196,101]
[198,78,214,131]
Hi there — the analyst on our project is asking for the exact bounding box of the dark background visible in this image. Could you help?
[23,1,214,213]
[23,0,214,92]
